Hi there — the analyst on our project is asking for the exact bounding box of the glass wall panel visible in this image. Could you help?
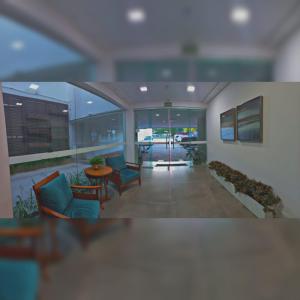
[2,82,124,217]
[135,108,207,166]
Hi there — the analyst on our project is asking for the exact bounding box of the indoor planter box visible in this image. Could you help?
[209,170,267,218]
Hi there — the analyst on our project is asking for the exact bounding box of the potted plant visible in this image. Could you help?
[89,156,104,170]
[186,145,206,165]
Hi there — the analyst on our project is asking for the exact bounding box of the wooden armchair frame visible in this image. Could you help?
[33,171,103,219]
[109,162,141,195]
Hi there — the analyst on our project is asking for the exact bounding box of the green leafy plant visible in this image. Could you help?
[67,170,90,186]
[13,189,39,219]
[89,156,104,167]
[66,170,93,194]
[186,145,207,165]
[208,161,282,217]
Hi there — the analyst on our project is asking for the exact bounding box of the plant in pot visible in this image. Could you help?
[89,156,104,170]
[186,145,207,165]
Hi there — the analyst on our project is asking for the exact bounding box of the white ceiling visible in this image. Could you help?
[38,0,299,51]
[101,82,227,106]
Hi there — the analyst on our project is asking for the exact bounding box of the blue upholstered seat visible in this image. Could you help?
[106,154,141,195]
[40,174,73,214]
[64,199,100,218]
[0,259,39,300]
[120,168,140,184]
[106,154,127,171]
[39,174,100,218]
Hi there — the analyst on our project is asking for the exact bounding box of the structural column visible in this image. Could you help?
[125,108,136,163]
[0,84,13,217]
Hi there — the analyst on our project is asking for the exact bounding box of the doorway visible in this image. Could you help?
[135,108,207,168]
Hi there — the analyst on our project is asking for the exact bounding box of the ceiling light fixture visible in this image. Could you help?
[140,86,148,92]
[16,102,23,106]
[62,109,68,113]
[127,8,146,23]
[230,6,251,25]
[11,40,25,51]
[156,113,160,117]
[187,85,195,93]
[87,101,93,104]
[29,83,39,90]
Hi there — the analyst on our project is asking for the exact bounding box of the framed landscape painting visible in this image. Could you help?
[220,108,236,141]
[237,96,263,143]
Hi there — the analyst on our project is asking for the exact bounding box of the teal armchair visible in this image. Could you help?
[0,259,39,300]
[106,154,141,195]
[33,172,101,219]
[0,220,41,300]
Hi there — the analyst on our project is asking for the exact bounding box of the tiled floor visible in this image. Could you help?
[102,165,255,218]
[40,219,300,300]
[141,143,190,161]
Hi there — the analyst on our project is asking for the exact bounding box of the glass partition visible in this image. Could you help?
[1,82,125,217]
[135,108,207,167]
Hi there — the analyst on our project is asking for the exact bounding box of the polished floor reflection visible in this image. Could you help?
[40,219,300,300]
[102,166,254,218]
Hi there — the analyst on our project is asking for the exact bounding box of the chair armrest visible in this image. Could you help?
[71,185,102,190]
[126,162,141,171]
[41,206,70,219]
[0,227,43,238]
[112,169,121,175]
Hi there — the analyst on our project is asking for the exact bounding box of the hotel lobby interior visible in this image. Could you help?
[0,83,300,299]
[1,81,299,219]
[1,1,300,299]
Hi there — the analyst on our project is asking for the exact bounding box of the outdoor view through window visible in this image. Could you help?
[2,82,124,217]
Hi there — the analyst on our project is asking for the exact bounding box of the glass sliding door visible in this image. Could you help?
[135,107,207,168]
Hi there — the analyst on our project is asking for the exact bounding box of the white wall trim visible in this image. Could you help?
[9,143,124,165]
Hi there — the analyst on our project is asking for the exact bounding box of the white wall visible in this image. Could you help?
[207,83,300,217]
[0,86,13,217]
[274,29,300,81]
[125,108,135,162]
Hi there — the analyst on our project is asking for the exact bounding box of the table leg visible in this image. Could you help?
[104,176,111,201]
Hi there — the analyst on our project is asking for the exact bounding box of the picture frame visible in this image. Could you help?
[237,96,263,143]
[220,108,236,141]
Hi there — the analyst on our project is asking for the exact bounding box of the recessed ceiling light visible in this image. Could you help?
[29,83,39,90]
[11,40,25,51]
[16,102,23,106]
[230,6,251,25]
[156,113,160,117]
[176,113,181,117]
[127,8,146,23]
[140,86,148,92]
[62,109,68,113]
[87,101,93,104]
[187,85,195,93]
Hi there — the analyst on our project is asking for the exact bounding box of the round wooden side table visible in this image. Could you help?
[84,166,113,202]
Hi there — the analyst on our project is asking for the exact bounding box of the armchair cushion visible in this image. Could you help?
[106,155,127,171]
[40,174,73,214]
[64,199,100,218]
[0,259,39,300]
[120,169,140,184]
